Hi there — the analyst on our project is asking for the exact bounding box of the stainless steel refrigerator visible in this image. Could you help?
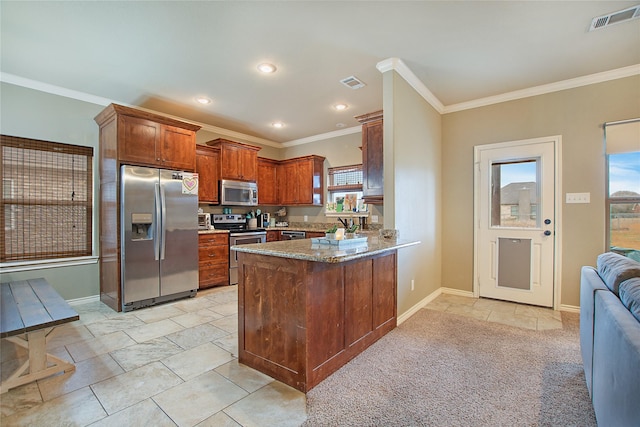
[120,165,198,311]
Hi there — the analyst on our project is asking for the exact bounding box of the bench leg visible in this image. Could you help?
[1,329,76,394]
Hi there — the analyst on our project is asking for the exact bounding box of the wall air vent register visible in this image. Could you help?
[589,5,640,31]
[340,75,366,90]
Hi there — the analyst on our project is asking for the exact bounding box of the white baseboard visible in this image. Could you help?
[67,295,100,306]
[397,288,444,325]
[559,304,580,313]
[440,287,475,298]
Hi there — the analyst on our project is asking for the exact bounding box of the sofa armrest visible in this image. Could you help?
[592,290,640,427]
[580,266,609,397]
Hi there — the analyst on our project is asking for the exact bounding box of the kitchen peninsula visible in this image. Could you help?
[233,234,419,392]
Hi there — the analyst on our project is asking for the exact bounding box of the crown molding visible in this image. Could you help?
[0,72,283,148]
[282,125,361,147]
[374,60,640,115]
[4,63,639,147]
[1,72,118,106]
[376,57,445,114]
[443,64,640,113]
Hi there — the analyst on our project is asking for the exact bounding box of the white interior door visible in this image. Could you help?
[475,137,557,307]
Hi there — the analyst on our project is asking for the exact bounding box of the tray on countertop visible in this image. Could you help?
[310,235,368,247]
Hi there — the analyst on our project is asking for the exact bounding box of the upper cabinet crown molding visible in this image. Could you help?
[94,103,201,132]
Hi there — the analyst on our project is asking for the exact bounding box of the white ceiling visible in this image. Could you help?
[1,1,639,145]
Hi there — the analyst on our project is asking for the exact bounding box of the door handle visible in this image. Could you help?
[544,230,552,236]
[160,184,167,260]
[154,183,161,261]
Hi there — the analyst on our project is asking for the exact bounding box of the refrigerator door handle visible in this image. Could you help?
[160,183,167,260]
[154,182,161,261]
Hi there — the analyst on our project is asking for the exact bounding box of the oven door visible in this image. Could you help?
[229,232,266,285]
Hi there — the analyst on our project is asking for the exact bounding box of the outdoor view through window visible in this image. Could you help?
[609,151,640,253]
[491,159,538,228]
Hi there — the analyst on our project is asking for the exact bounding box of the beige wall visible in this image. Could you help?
[0,82,103,299]
[383,71,442,315]
[441,75,640,308]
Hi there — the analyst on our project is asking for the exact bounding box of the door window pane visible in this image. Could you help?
[491,159,539,228]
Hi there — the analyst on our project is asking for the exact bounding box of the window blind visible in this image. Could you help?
[327,164,363,192]
[1,135,93,262]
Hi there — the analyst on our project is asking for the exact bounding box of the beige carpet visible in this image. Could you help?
[303,308,596,426]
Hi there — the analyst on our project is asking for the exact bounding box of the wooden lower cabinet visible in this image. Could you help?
[237,250,397,392]
[265,230,280,242]
[198,233,229,289]
[305,231,325,238]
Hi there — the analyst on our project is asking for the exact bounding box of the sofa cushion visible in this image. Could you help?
[620,278,640,323]
[596,252,640,296]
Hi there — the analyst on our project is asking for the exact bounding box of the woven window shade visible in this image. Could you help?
[328,164,363,192]
[1,135,93,262]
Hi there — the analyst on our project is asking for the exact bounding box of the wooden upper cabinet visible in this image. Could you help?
[278,161,298,205]
[257,158,279,205]
[195,145,220,204]
[118,115,160,166]
[206,138,260,182]
[278,155,325,206]
[160,125,198,170]
[355,110,383,204]
[95,103,200,171]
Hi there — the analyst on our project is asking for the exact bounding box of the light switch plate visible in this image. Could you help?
[371,215,379,223]
[566,192,590,203]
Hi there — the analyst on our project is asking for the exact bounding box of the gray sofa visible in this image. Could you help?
[580,252,640,427]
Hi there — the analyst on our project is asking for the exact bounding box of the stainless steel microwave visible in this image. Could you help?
[220,179,258,206]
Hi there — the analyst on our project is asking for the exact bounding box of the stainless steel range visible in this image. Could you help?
[212,214,266,285]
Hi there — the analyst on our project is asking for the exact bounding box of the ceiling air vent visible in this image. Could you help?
[589,5,640,31]
[340,75,366,90]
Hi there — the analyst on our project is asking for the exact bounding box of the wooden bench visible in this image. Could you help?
[1,278,79,394]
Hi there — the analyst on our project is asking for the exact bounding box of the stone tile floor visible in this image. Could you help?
[0,288,564,426]
[426,293,564,331]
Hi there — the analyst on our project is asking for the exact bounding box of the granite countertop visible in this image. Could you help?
[231,235,420,263]
[198,229,230,234]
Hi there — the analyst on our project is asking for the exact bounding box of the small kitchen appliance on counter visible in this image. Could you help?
[198,212,211,230]
[257,212,270,228]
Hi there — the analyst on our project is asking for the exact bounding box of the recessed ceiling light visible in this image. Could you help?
[257,63,277,73]
[195,97,211,105]
[271,122,284,128]
[334,103,348,111]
